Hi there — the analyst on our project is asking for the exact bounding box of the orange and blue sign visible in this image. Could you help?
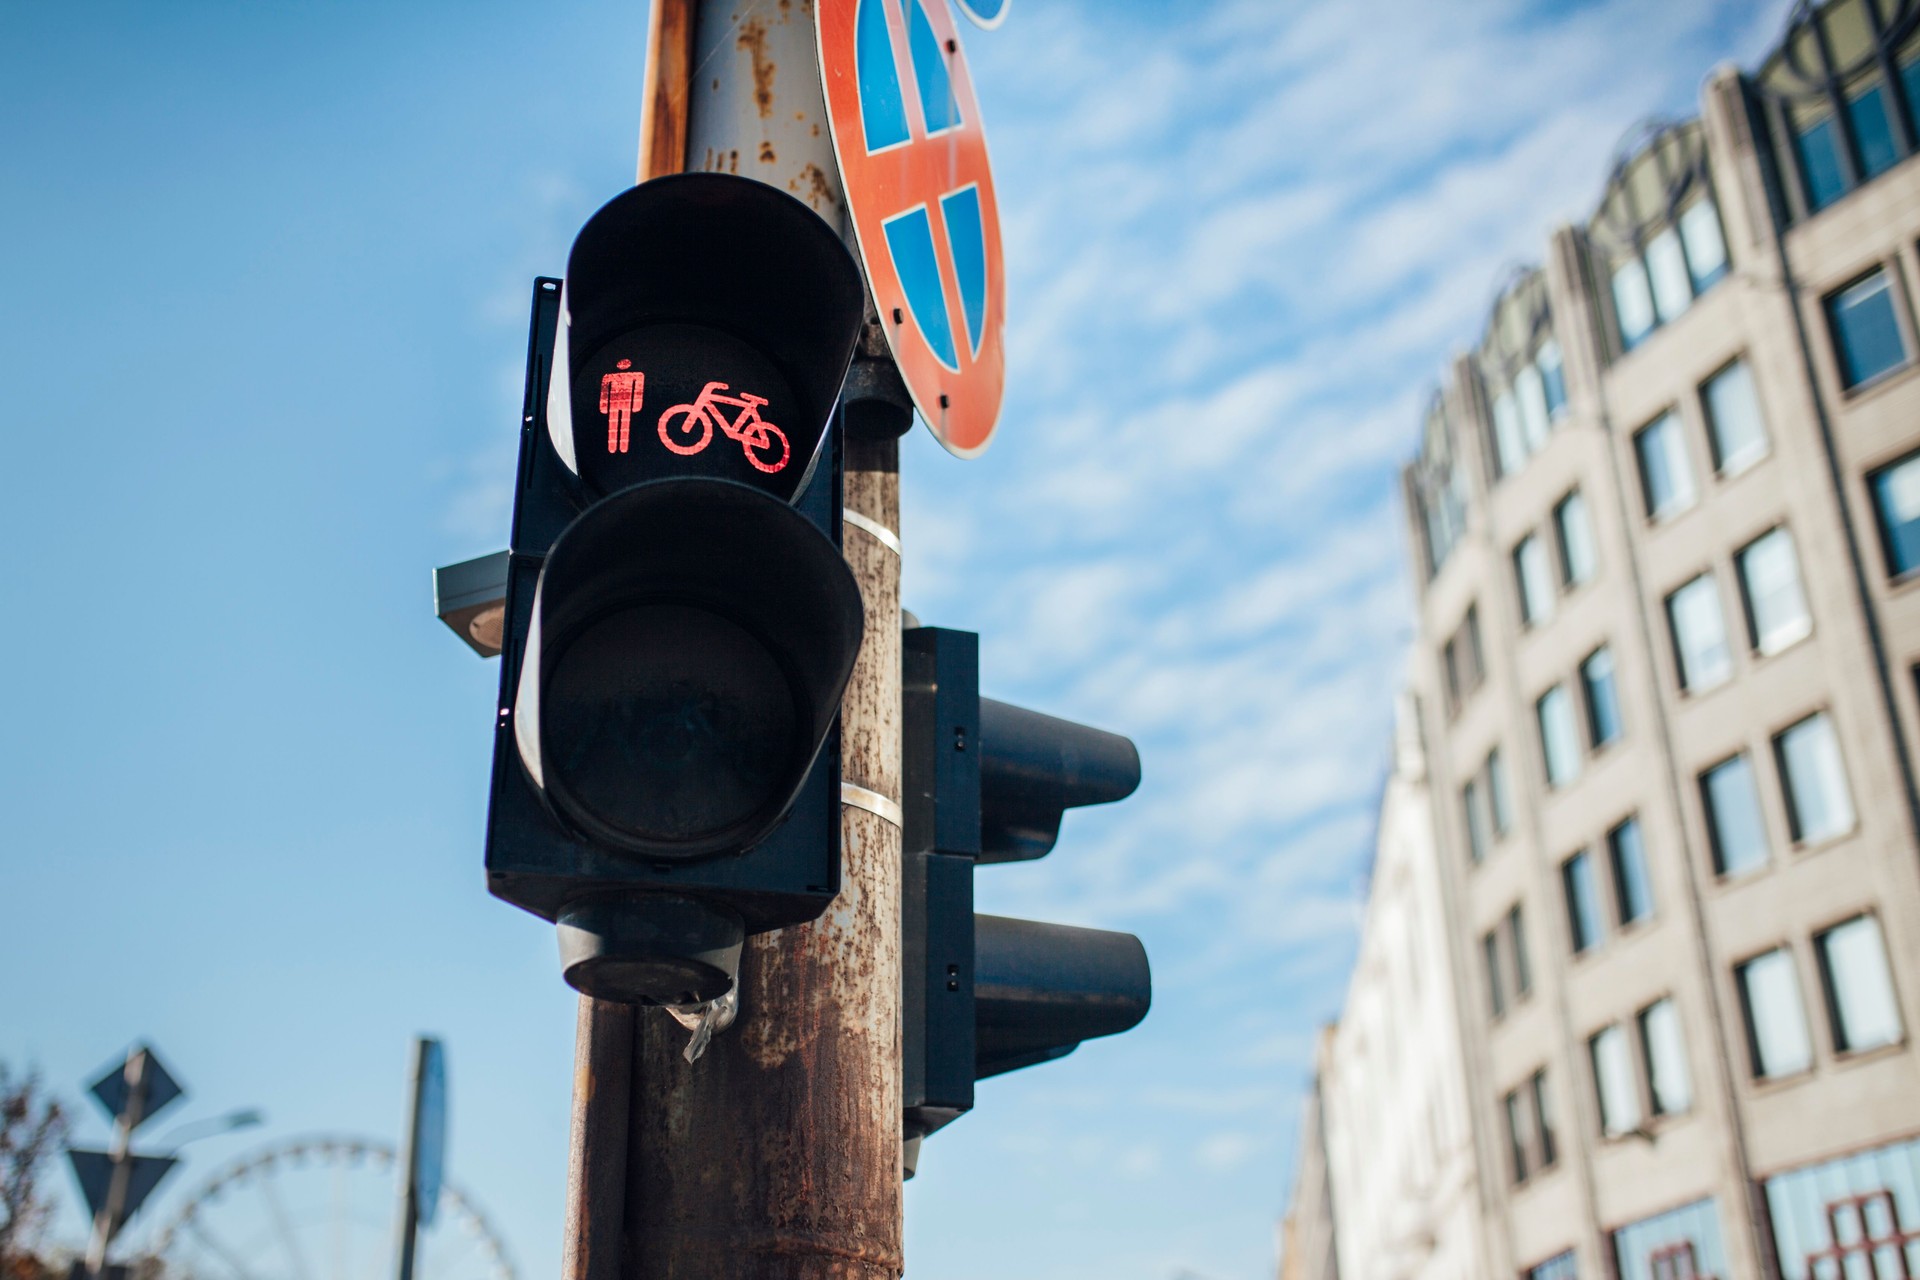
[818,0,1005,457]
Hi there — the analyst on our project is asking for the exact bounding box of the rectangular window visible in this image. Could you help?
[1531,1069,1557,1169]
[1829,269,1908,389]
[1645,227,1693,324]
[1869,449,1920,576]
[1538,339,1567,419]
[1515,533,1557,626]
[1666,573,1731,692]
[1738,947,1814,1078]
[1504,1087,1532,1184]
[1737,528,1811,656]
[1555,489,1597,587]
[1509,905,1532,998]
[1702,753,1770,876]
[1635,411,1695,518]
[1816,915,1904,1053]
[1847,82,1899,180]
[1491,388,1527,478]
[1679,199,1729,294]
[1702,358,1767,475]
[1442,634,1463,711]
[1797,116,1848,212]
[1608,816,1654,925]
[1775,712,1855,844]
[1484,928,1506,1016]
[1581,646,1623,748]
[1563,850,1604,954]
[1590,1023,1643,1137]
[1515,364,1551,454]
[1488,747,1512,836]
[1613,260,1657,351]
[1639,998,1693,1116]
[1538,685,1582,787]
[1527,1252,1578,1280]
[1463,775,1491,863]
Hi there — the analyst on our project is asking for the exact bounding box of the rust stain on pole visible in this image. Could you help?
[638,0,697,182]
[624,435,904,1278]
[563,999,634,1280]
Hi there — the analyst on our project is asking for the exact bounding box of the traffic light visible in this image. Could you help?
[482,173,868,1008]
[900,626,1151,1173]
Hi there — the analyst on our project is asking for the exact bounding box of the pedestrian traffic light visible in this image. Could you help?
[900,626,1150,1173]
[482,173,868,1009]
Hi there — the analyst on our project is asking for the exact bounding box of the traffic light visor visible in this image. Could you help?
[515,478,864,858]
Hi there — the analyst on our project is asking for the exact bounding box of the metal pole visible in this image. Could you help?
[394,1038,427,1280]
[84,1048,149,1278]
[617,2,903,1276]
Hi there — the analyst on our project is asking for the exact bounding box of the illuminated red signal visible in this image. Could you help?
[600,358,646,454]
[658,380,791,474]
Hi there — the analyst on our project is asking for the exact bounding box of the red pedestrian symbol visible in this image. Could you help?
[657,381,791,474]
[600,359,646,454]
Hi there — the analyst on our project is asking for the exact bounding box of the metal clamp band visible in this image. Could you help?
[840,782,903,828]
[843,509,902,556]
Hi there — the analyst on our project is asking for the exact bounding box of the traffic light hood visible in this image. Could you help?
[547,173,867,504]
[514,477,865,861]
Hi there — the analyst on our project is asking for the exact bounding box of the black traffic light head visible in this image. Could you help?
[483,175,867,1009]
[901,627,1151,1166]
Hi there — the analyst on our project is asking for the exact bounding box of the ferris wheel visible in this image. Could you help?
[143,1136,519,1280]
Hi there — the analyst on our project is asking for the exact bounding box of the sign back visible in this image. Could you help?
[818,0,1005,457]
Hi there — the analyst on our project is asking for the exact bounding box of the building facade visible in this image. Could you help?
[1302,2,1920,1277]
[1303,700,1490,1280]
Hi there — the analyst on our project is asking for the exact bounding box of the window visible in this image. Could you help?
[1538,685,1582,787]
[1736,529,1810,655]
[1797,116,1847,212]
[1608,816,1654,925]
[1515,364,1551,454]
[1531,1069,1557,1168]
[1666,573,1731,692]
[1815,916,1904,1054]
[1442,606,1485,712]
[1563,849,1604,954]
[1775,712,1855,845]
[1504,1088,1533,1184]
[1492,389,1527,478]
[1509,904,1532,998]
[1848,83,1898,180]
[1590,1023,1643,1137]
[1555,489,1597,587]
[1484,928,1505,1018]
[1614,260,1657,351]
[1678,200,1728,293]
[1645,227,1692,324]
[1638,998,1692,1116]
[1463,774,1492,863]
[1702,753,1770,876]
[1515,533,1557,626]
[1581,646,1623,748]
[1738,947,1814,1079]
[1635,412,1695,519]
[1538,339,1567,418]
[1828,269,1908,389]
[1504,1069,1558,1185]
[1702,359,1767,475]
[1488,747,1512,837]
[1868,449,1920,577]
[1527,1252,1578,1280]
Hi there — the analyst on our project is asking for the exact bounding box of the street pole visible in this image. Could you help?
[606,2,904,1276]
[84,1048,149,1278]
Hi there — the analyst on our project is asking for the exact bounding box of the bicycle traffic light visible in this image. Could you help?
[900,626,1150,1173]
[482,174,868,1008]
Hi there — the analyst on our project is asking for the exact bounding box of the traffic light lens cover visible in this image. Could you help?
[545,604,801,847]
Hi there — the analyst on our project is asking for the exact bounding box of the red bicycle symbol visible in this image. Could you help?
[657,381,790,474]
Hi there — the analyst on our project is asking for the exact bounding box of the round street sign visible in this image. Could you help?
[817,0,1005,457]
[952,0,1009,30]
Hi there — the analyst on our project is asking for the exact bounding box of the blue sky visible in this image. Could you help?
[0,2,1790,1278]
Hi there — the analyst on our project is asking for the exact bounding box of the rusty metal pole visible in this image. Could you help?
[560,6,693,1278]
[616,2,905,1277]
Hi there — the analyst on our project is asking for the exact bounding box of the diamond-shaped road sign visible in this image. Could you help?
[67,1150,179,1224]
[89,1044,185,1129]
